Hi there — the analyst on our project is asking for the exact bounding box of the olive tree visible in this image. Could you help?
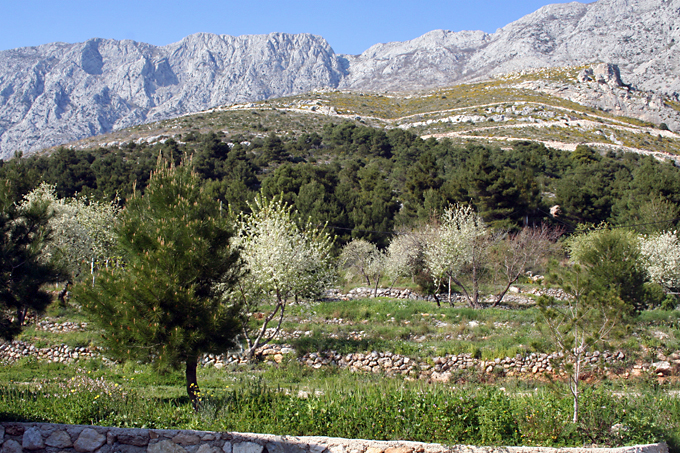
[232,196,335,358]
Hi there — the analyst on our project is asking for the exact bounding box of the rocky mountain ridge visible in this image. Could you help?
[1,0,678,159]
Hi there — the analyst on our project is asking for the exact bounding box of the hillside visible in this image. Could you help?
[1,0,679,158]
[65,63,680,162]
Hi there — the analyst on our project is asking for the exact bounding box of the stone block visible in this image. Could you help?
[196,445,220,453]
[266,441,306,453]
[385,448,413,453]
[326,445,345,453]
[2,440,22,453]
[23,427,45,450]
[221,443,232,453]
[172,435,200,447]
[232,442,263,453]
[112,445,147,453]
[45,431,73,448]
[148,440,187,453]
[5,426,24,436]
[74,428,106,452]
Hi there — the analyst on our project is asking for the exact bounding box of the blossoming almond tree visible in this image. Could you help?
[339,238,386,297]
[640,231,680,292]
[232,196,335,359]
[18,183,118,295]
[423,204,491,308]
[385,232,424,290]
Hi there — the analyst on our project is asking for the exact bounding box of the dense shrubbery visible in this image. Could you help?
[2,125,680,244]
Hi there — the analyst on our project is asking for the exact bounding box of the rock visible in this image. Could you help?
[2,0,680,159]
[74,428,106,452]
[429,371,451,383]
[22,427,45,450]
[222,443,232,453]
[196,445,220,453]
[5,426,24,436]
[232,443,263,453]
[266,441,306,453]
[653,361,672,375]
[118,434,150,447]
[171,434,200,446]
[2,440,22,453]
[365,448,383,453]
[385,448,413,453]
[45,430,73,448]
[148,440,187,453]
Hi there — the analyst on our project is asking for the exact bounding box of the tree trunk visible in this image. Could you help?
[448,275,453,306]
[186,357,200,412]
[472,265,480,308]
[57,282,70,308]
[571,353,581,423]
[492,276,519,307]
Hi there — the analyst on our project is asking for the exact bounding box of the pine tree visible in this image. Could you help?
[75,158,242,409]
[0,181,62,340]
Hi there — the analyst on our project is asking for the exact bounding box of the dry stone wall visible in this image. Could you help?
[0,423,669,453]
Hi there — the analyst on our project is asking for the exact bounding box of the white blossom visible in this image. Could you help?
[18,183,119,281]
[384,233,423,284]
[339,239,385,287]
[423,204,487,295]
[231,197,335,356]
[640,231,680,291]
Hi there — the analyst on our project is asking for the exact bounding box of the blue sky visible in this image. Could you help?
[1,0,594,55]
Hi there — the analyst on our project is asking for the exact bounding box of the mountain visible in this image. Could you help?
[341,0,680,94]
[1,0,679,159]
[0,33,345,159]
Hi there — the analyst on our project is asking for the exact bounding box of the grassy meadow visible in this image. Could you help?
[2,294,680,450]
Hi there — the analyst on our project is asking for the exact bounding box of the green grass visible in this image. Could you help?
[4,296,680,448]
[1,361,677,448]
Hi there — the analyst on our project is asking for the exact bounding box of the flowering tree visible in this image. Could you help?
[423,204,491,308]
[18,183,118,292]
[640,231,680,292]
[232,196,335,358]
[384,232,424,289]
[339,238,386,297]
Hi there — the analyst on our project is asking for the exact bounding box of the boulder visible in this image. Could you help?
[74,428,106,452]
[22,427,45,450]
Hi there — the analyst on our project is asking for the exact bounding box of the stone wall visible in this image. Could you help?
[0,423,669,453]
[3,338,679,379]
